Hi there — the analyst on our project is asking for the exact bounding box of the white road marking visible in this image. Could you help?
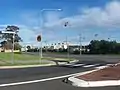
[72,64,84,67]
[83,64,99,68]
[95,65,108,69]
[0,72,82,87]
[65,63,74,65]
[0,63,108,87]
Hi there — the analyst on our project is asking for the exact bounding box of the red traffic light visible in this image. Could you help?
[37,35,41,42]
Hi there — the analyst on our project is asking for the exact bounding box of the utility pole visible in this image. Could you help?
[44,40,47,52]
[12,33,15,64]
[40,9,62,59]
[79,34,82,55]
[66,36,69,59]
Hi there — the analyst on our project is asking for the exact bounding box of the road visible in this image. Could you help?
[24,52,120,63]
[0,60,119,90]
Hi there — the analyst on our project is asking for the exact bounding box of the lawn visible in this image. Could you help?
[0,52,48,66]
[0,52,40,60]
[0,52,73,66]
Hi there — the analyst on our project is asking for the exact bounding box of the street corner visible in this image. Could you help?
[67,63,120,87]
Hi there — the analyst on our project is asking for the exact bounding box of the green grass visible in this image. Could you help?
[0,52,39,60]
[0,52,46,66]
[0,52,73,66]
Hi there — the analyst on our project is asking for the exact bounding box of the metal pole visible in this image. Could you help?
[68,43,70,60]
[39,42,41,63]
[44,41,47,52]
[83,37,85,53]
[12,33,15,64]
[40,9,62,60]
[39,10,43,61]
[40,41,42,58]
[79,34,82,55]
[66,36,69,59]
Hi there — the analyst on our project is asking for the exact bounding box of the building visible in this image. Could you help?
[47,42,89,53]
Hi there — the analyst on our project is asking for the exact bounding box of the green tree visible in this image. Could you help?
[26,45,31,50]
[89,40,119,54]
[0,25,22,50]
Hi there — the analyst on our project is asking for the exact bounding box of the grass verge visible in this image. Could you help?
[0,52,73,66]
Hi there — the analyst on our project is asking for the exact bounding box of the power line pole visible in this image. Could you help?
[66,36,69,59]
[79,34,82,55]
[40,9,62,59]
[12,33,15,64]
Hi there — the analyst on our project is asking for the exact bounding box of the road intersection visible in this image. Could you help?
[0,59,118,90]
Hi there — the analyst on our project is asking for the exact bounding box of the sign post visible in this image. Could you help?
[37,35,42,63]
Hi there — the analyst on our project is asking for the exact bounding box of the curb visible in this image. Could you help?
[0,59,78,69]
[68,64,119,87]
[68,77,120,87]
[0,64,56,69]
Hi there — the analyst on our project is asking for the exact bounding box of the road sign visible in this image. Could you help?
[37,35,41,42]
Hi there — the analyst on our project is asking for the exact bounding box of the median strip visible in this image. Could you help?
[68,63,120,87]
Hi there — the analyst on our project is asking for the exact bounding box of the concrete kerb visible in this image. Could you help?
[69,77,120,87]
[0,63,56,69]
[68,64,120,87]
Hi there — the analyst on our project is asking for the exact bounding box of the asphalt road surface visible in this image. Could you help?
[0,60,119,90]
[24,52,120,63]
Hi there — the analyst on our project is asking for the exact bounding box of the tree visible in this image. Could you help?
[0,25,22,50]
[88,40,120,54]
[26,45,31,50]
[2,25,22,42]
[89,40,100,54]
[14,42,22,50]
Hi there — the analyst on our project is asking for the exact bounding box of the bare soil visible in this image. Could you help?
[77,63,120,81]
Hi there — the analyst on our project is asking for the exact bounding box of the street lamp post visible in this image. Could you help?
[1,31,16,64]
[40,8,62,60]
[78,34,86,55]
[44,40,48,52]
[66,36,70,59]
[12,33,15,64]
[79,34,82,55]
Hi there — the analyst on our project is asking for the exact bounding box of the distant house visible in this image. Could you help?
[0,41,20,52]
[0,41,12,52]
[47,42,89,52]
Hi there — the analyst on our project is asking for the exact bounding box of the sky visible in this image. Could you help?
[0,0,120,46]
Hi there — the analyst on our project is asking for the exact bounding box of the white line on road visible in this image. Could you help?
[0,72,83,87]
[83,64,99,68]
[72,64,84,67]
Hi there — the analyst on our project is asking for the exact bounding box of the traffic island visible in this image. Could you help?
[68,63,120,87]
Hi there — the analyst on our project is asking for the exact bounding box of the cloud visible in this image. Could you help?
[13,1,120,45]
[20,11,39,29]
[45,1,120,30]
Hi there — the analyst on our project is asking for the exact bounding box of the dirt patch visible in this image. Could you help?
[77,63,120,81]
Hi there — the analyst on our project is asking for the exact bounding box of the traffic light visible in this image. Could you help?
[64,22,69,27]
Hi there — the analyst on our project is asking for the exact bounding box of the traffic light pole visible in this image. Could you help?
[79,34,82,55]
[12,33,15,64]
